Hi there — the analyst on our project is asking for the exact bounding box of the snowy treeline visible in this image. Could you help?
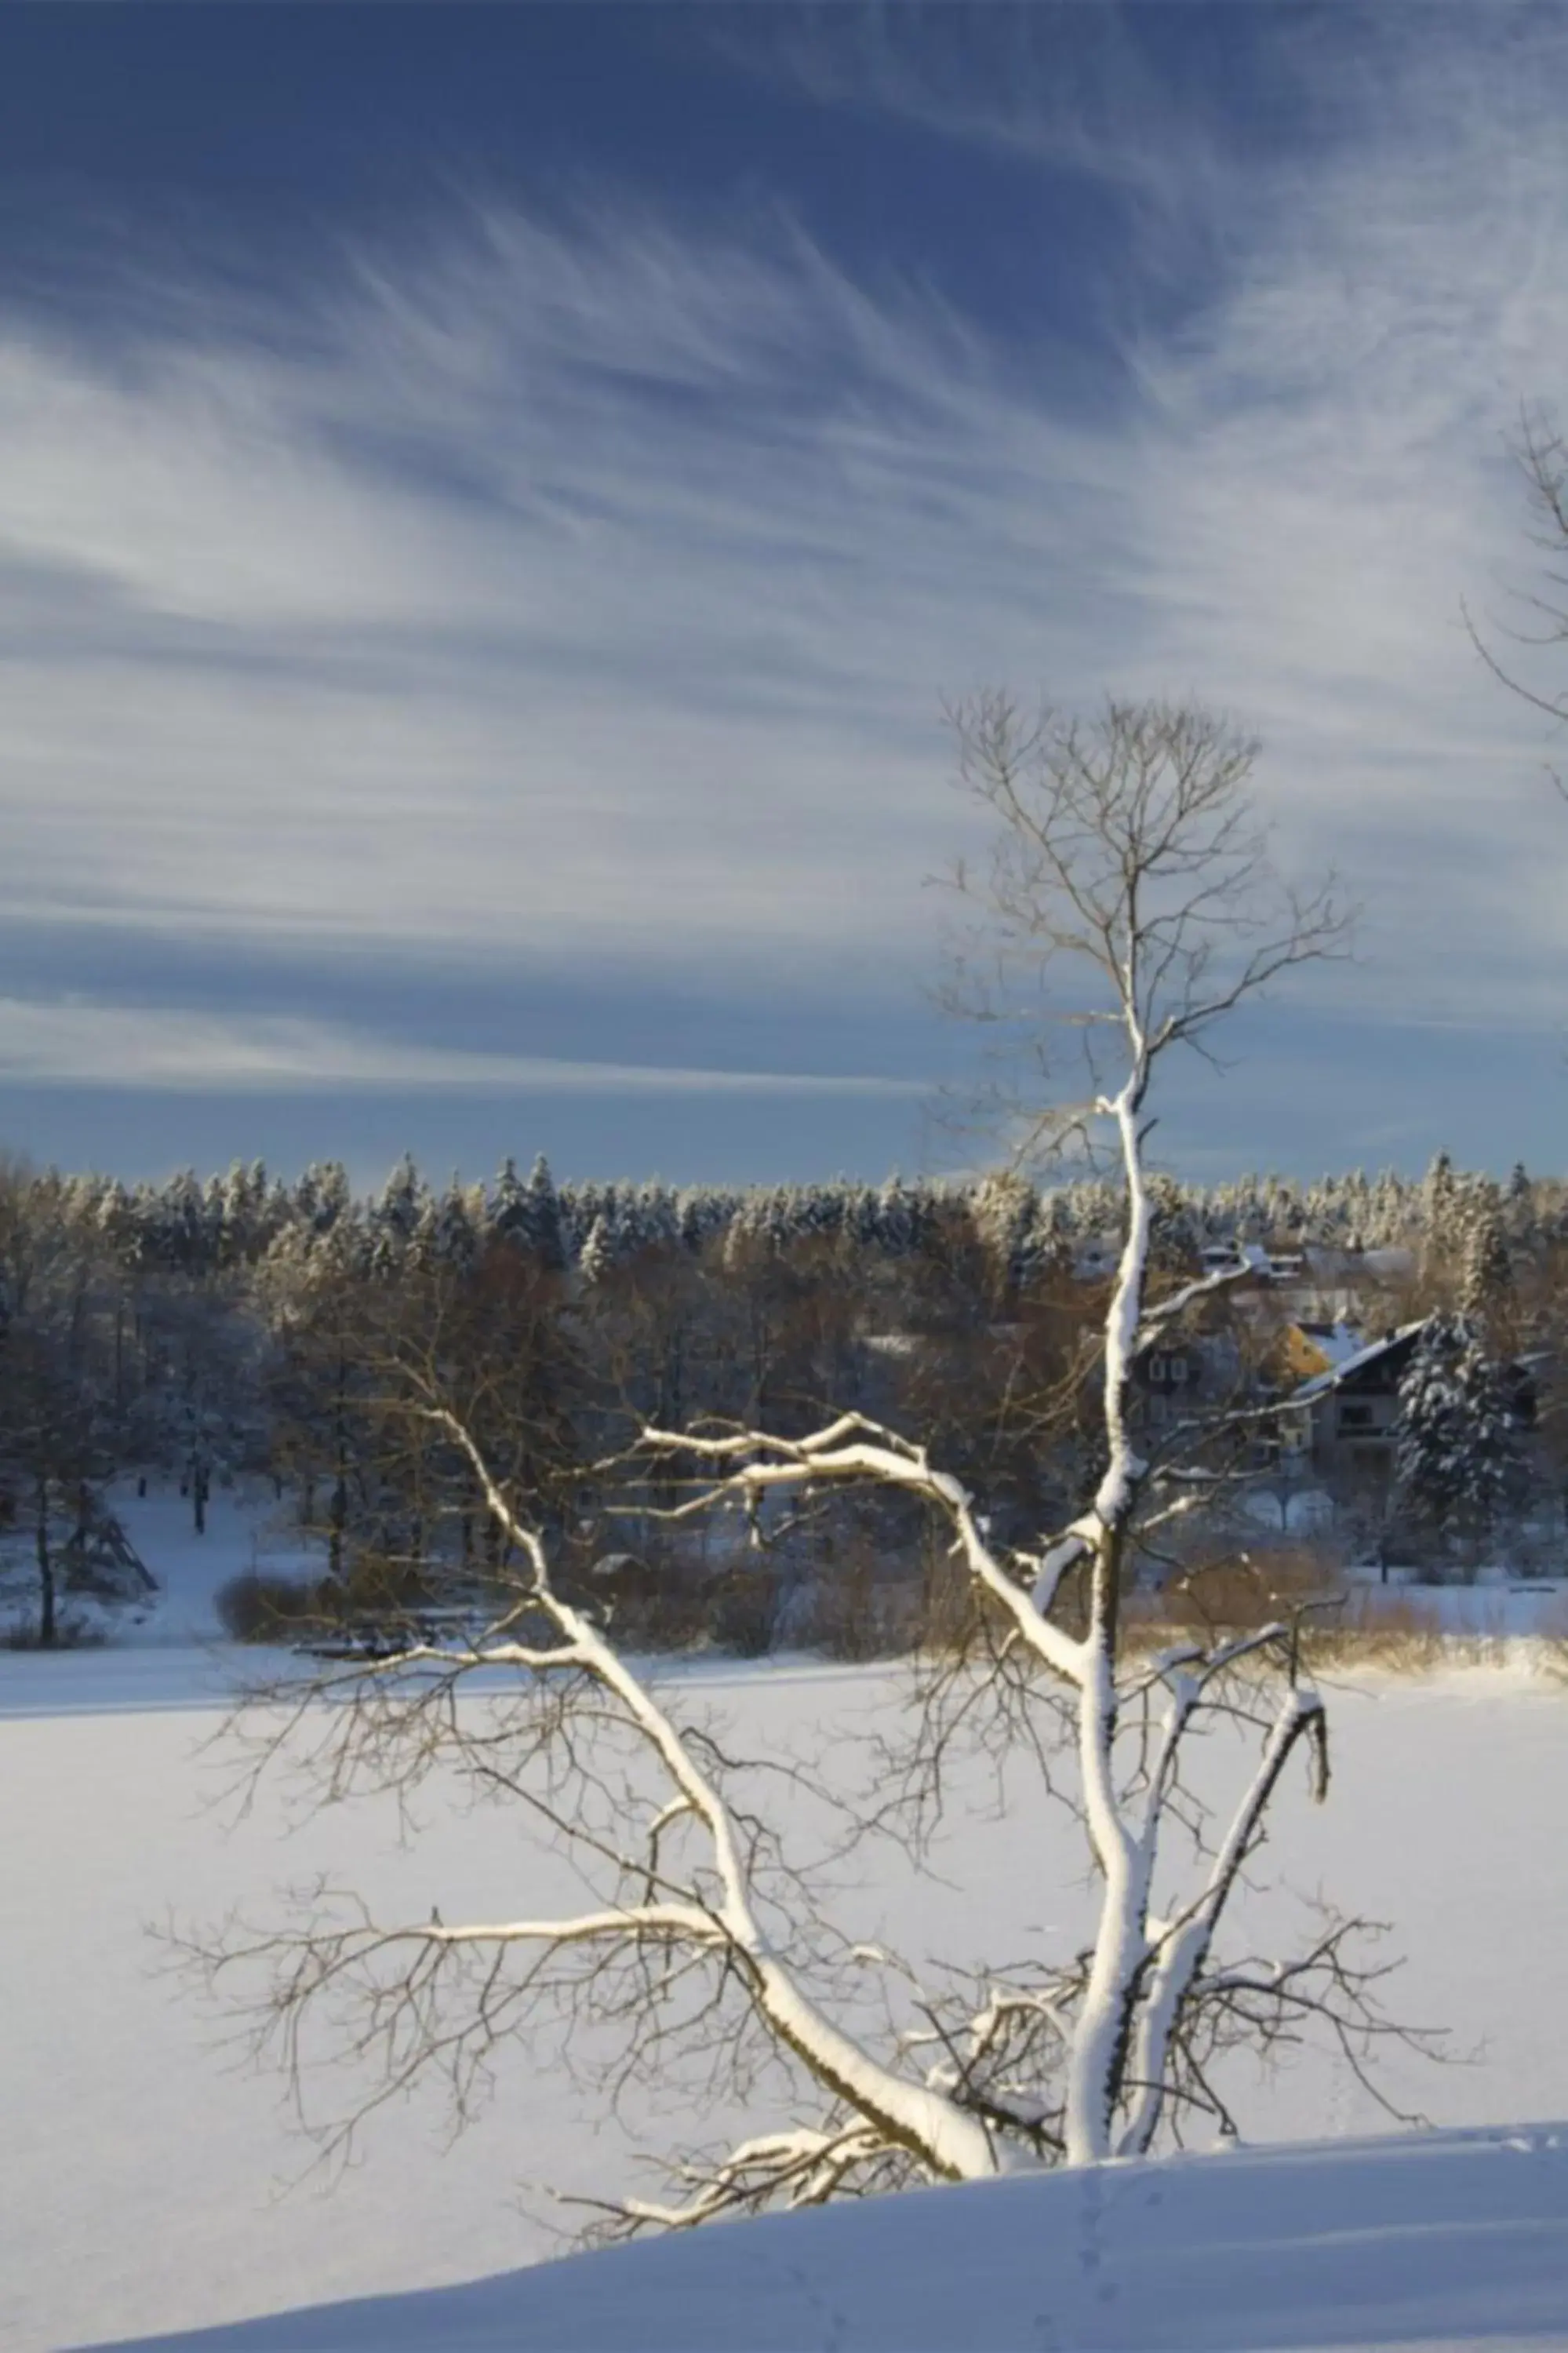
[3,1146,1562,1287]
[0,1145,1560,1641]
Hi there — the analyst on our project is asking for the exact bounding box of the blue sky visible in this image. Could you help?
[3,3,1568,1192]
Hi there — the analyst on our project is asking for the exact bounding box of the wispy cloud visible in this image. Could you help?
[3,9,1568,1105]
[0,996,930,1097]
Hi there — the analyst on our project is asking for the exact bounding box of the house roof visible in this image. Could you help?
[1301,1244,1416,1282]
[1291,1320,1366,1373]
[1285,1319,1428,1406]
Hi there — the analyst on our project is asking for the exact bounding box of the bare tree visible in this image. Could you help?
[940,694,1346,1165]
[1466,402,1568,763]
[183,698,1421,2233]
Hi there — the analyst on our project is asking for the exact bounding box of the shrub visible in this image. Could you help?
[795,1556,921,1661]
[710,1560,791,1657]
[215,1569,329,1642]
[613,1569,714,1653]
[2,1612,107,1651]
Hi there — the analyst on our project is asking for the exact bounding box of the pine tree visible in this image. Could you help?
[1395,1313,1526,1553]
[1506,1160,1537,1246]
[877,1175,917,1258]
[1420,1151,1459,1291]
[422,1181,481,1276]
[1147,1174,1199,1277]
[970,1172,1035,1306]
[578,1216,617,1289]
[522,1155,567,1273]
[296,1161,351,1240]
[1457,1180,1515,1351]
[367,1155,427,1276]
[489,1157,529,1247]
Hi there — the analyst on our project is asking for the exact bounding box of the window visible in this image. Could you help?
[1338,1403,1373,1431]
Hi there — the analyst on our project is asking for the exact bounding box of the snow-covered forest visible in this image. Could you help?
[0,1142,1562,1650]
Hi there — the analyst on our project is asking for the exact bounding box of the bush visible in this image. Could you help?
[612,1570,714,1653]
[215,1568,330,1642]
[217,1545,453,1644]
[710,1560,791,1658]
[912,1543,988,1656]
[2,1612,107,1651]
[794,1560,921,1662]
[1128,1547,1341,1640]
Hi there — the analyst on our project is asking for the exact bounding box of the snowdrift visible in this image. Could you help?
[91,2122,1568,2352]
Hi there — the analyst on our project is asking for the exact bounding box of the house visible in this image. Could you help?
[1275,1320,1366,1386]
[1262,1317,1544,1518]
[1271,1322,1427,1492]
[1136,1335,1203,1431]
[1132,1329,1245,1437]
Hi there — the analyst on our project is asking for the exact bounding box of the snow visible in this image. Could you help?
[0,1475,329,1649]
[1302,1320,1366,1371]
[1286,1320,1427,1405]
[6,1510,1568,2349]
[85,2123,1568,2351]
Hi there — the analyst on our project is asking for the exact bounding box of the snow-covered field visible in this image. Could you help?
[5,1490,1568,2351]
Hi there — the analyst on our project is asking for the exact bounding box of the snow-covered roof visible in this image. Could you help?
[1286,1320,1428,1406]
[1293,1320,1366,1373]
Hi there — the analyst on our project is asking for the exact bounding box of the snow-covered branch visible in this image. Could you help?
[638,1415,1088,1686]
[176,695,1399,2238]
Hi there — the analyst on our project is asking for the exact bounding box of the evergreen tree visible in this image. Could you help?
[578,1216,617,1289]
[877,1175,917,1258]
[1420,1151,1459,1289]
[364,1155,427,1280]
[1506,1160,1537,1246]
[1147,1174,1199,1277]
[295,1161,351,1240]
[424,1181,482,1275]
[522,1155,567,1273]
[1395,1313,1526,1553]
[489,1156,529,1248]
[1457,1180,1515,1350]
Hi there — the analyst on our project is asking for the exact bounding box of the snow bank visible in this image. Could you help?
[88,2122,1568,2351]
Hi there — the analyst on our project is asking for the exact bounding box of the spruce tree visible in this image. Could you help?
[1395,1313,1526,1556]
[1420,1151,1459,1291]
[1506,1160,1537,1246]
[578,1216,616,1289]
[522,1155,567,1273]
[1457,1181,1515,1351]
[489,1156,529,1247]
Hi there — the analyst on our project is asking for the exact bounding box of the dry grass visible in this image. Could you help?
[2,1611,108,1652]
[1122,1547,1568,1677]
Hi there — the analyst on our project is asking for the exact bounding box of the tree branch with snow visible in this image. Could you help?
[175,696,1416,2234]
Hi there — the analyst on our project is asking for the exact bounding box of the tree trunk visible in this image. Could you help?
[35,1474,55,1648]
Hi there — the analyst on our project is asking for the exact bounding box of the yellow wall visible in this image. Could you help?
[1279,1324,1334,1383]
